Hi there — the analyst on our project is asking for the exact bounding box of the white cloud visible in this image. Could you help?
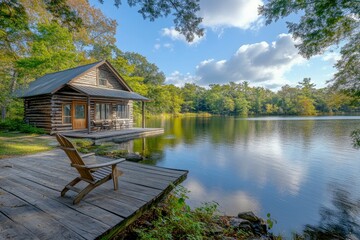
[163,43,173,49]
[199,0,264,30]
[165,71,199,86]
[322,51,341,63]
[161,27,204,45]
[195,34,305,89]
[154,43,161,50]
[153,42,173,51]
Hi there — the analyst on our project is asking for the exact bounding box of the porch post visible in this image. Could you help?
[87,96,91,134]
[142,101,145,128]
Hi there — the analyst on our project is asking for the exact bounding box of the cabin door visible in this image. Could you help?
[72,102,87,129]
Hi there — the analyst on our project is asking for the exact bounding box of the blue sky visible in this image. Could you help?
[90,0,339,90]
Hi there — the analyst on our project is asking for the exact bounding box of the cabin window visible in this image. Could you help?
[74,104,85,119]
[62,104,71,123]
[96,103,111,120]
[116,104,129,119]
[99,70,108,86]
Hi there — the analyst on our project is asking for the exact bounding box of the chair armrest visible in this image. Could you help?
[81,153,95,158]
[71,158,126,169]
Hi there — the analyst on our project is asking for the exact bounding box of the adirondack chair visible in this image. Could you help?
[55,134,125,204]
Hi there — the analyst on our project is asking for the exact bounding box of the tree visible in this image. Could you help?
[16,22,81,80]
[123,52,165,85]
[296,95,317,116]
[10,0,204,43]
[259,0,360,95]
[67,0,117,53]
[277,85,299,115]
[298,78,316,98]
[163,85,183,115]
[104,0,204,42]
[0,0,117,119]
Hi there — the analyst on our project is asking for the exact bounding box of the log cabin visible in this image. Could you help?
[16,60,149,134]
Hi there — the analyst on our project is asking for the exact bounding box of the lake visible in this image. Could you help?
[117,116,360,237]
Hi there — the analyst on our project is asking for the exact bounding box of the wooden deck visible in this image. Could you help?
[62,128,164,144]
[0,149,188,240]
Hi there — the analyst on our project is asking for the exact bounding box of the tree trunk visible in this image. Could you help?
[1,106,6,121]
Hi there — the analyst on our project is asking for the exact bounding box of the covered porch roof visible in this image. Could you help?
[69,84,149,102]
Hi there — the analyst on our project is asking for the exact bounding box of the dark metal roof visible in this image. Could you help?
[16,61,103,98]
[70,84,149,101]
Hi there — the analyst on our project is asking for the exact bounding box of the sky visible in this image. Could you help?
[89,0,340,90]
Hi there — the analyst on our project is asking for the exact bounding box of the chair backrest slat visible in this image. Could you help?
[56,134,94,181]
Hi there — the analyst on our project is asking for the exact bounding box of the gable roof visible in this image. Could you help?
[16,60,136,98]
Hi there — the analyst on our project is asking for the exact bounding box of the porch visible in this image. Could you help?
[62,127,164,144]
[0,149,188,239]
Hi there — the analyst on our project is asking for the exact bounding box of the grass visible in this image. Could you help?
[0,132,55,159]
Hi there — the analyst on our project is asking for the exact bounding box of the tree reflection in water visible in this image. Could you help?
[300,184,360,239]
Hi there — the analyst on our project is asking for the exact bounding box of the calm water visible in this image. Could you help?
[118,116,360,236]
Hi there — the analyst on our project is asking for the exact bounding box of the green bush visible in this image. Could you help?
[351,129,360,149]
[70,138,94,153]
[0,119,45,134]
[135,185,219,240]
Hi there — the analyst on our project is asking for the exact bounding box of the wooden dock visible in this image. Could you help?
[0,149,188,239]
[62,128,164,144]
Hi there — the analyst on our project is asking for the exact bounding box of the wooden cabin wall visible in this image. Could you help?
[24,95,52,133]
[71,65,126,90]
[72,68,97,86]
[51,94,134,133]
[98,65,124,90]
[111,100,133,129]
[51,94,87,134]
[92,97,133,129]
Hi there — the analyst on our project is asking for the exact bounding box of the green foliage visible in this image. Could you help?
[175,79,358,116]
[135,185,219,239]
[108,0,204,43]
[295,96,317,116]
[16,22,80,80]
[259,0,360,96]
[351,129,360,149]
[266,213,277,230]
[0,119,45,134]
[122,52,165,85]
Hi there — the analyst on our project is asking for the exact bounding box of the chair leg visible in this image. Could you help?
[73,176,111,204]
[112,165,118,190]
[61,177,81,197]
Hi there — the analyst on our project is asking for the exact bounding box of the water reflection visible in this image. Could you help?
[121,116,360,235]
[300,184,360,239]
[184,178,260,215]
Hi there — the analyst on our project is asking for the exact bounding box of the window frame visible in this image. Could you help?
[116,104,129,119]
[98,70,108,87]
[95,103,111,120]
[62,103,72,124]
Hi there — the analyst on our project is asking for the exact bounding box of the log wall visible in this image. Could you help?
[50,94,134,134]
[71,65,125,90]
[24,95,52,133]
[51,93,88,134]
[92,98,134,129]
[72,68,97,86]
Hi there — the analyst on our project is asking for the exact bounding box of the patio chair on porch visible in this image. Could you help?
[55,133,125,204]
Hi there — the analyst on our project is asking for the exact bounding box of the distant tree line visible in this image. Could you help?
[145,78,359,116]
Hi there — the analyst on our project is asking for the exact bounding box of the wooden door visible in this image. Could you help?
[72,102,87,129]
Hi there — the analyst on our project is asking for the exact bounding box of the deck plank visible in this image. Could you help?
[1,178,110,239]
[0,149,188,240]
[62,128,164,143]
[0,212,41,240]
